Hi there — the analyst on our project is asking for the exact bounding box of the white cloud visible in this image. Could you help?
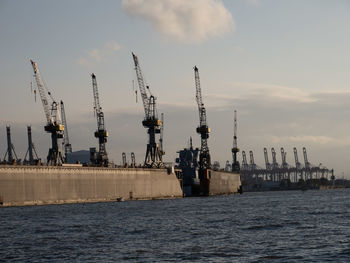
[122,0,235,44]
[105,41,121,51]
[77,41,122,66]
[235,82,316,103]
[88,49,102,62]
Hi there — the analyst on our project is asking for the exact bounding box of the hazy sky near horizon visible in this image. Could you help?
[0,0,350,177]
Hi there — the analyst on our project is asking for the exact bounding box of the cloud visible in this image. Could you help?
[122,0,235,43]
[77,41,122,66]
[231,82,317,104]
[270,135,336,145]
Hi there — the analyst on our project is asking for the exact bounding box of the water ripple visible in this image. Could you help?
[1,189,350,262]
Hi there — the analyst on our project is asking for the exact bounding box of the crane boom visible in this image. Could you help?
[132,52,150,119]
[30,60,52,124]
[194,66,207,128]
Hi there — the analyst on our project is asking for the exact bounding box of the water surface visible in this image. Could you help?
[1,189,350,262]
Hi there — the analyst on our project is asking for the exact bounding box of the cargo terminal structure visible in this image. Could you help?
[0,55,241,206]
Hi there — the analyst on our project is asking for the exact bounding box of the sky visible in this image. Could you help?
[0,0,350,177]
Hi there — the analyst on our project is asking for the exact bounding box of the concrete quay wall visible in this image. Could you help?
[0,166,183,206]
[209,170,241,195]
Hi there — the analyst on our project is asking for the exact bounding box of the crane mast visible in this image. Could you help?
[194,66,211,171]
[232,109,240,172]
[159,113,165,157]
[91,73,108,166]
[30,60,64,165]
[132,52,163,168]
[60,101,72,161]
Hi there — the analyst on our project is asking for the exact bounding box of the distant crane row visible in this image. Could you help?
[0,58,333,181]
[240,147,333,182]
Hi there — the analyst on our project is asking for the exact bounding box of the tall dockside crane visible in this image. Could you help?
[60,101,72,161]
[194,66,211,194]
[132,52,163,168]
[232,110,240,172]
[91,73,108,166]
[194,66,211,171]
[30,60,64,165]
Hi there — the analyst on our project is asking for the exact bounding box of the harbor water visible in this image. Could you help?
[1,189,350,262]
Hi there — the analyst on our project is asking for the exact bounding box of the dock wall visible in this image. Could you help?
[0,166,183,206]
[209,170,241,195]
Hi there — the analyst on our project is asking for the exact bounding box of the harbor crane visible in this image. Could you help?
[30,60,64,165]
[232,110,240,172]
[132,52,163,168]
[194,66,211,171]
[60,101,72,162]
[194,66,211,194]
[91,73,109,166]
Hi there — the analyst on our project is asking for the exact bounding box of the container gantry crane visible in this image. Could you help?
[232,109,240,172]
[264,147,271,180]
[241,150,248,171]
[303,147,311,180]
[293,147,302,182]
[132,52,163,168]
[60,100,72,162]
[30,60,64,165]
[91,73,109,166]
[194,66,211,194]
